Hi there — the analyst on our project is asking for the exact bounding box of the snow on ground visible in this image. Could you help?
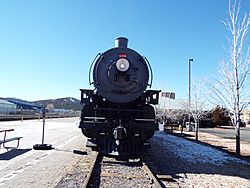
[154,131,250,166]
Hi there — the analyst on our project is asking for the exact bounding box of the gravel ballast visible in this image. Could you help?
[54,130,250,187]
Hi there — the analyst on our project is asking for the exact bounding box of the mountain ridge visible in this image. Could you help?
[33,97,81,111]
[4,97,82,111]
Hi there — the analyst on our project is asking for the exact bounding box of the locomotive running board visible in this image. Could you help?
[135,119,155,122]
[84,117,105,120]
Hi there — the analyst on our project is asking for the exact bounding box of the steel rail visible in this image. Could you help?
[142,161,163,188]
[82,152,100,188]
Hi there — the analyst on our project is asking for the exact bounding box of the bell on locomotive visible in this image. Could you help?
[79,37,160,157]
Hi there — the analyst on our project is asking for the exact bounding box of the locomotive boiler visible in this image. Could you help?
[79,37,160,157]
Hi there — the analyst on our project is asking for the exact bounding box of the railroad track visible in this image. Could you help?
[85,152,179,188]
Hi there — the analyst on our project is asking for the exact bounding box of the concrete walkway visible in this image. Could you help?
[0,118,87,188]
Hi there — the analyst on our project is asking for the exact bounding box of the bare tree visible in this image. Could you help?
[180,78,210,140]
[211,0,250,156]
[46,104,55,113]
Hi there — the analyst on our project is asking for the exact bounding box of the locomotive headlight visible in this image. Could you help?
[116,58,129,72]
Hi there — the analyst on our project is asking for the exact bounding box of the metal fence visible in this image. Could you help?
[0,111,81,121]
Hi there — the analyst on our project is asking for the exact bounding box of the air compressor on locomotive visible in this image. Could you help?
[79,37,160,157]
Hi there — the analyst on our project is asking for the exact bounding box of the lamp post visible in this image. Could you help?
[188,59,193,131]
[188,59,193,106]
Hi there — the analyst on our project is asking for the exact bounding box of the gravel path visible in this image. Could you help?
[149,131,250,188]
[54,148,97,188]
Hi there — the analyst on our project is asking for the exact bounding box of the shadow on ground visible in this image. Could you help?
[0,148,32,160]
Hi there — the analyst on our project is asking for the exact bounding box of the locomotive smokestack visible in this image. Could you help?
[115,37,128,48]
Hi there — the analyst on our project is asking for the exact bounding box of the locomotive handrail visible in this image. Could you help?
[143,56,153,88]
[89,53,102,85]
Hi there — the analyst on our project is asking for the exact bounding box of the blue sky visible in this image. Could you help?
[0,0,250,101]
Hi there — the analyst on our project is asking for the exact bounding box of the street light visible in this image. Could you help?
[188,59,193,132]
[188,59,193,106]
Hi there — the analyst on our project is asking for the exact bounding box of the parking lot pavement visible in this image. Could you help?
[200,126,250,143]
[0,117,87,188]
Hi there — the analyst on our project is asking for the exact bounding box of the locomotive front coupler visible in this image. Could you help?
[113,126,127,140]
[113,119,127,140]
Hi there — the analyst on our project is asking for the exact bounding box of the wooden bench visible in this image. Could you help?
[164,123,184,134]
[0,129,23,150]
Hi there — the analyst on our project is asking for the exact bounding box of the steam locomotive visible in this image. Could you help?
[79,37,160,157]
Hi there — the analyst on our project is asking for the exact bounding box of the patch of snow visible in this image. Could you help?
[154,131,250,166]
[158,123,164,131]
[69,97,76,102]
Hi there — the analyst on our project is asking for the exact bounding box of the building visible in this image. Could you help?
[158,92,187,111]
[242,110,250,125]
[0,99,17,114]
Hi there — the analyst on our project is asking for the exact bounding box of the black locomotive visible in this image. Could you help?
[79,37,160,157]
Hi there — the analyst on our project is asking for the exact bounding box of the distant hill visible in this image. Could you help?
[4,97,82,111]
[33,97,82,111]
[4,97,32,104]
